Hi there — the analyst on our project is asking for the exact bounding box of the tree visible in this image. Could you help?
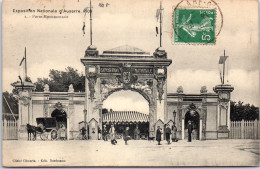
[2,91,18,114]
[230,101,259,121]
[6,67,85,115]
[34,67,85,92]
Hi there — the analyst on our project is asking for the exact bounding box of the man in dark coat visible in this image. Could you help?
[80,126,87,140]
[134,126,140,140]
[172,122,178,142]
[165,124,171,144]
[102,125,108,141]
[188,120,193,142]
[156,126,162,145]
[123,127,130,145]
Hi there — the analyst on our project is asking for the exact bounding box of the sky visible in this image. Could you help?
[2,0,259,113]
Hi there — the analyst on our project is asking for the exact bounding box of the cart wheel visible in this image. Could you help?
[40,132,48,141]
[50,130,58,140]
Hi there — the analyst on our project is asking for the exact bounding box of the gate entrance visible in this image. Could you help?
[81,45,172,139]
[51,106,67,129]
[184,110,200,140]
[102,112,149,140]
[102,90,149,140]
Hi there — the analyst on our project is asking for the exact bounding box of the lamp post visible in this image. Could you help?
[173,110,176,123]
[83,109,88,139]
[83,109,87,128]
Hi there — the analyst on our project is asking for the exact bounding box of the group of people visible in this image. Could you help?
[103,124,130,145]
[156,123,178,145]
[156,121,194,144]
[79,122,193,144]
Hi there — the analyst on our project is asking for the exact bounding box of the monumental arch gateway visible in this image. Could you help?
[81,45,172,139]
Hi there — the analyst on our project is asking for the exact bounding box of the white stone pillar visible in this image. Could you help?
[157,100,164,122]
[182,119,184,140]
[200,119,202,140]
[217,103,220,129]
[227,101,231,130]
[67,118,70,140]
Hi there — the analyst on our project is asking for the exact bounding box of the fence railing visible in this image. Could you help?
[2,119,18,140]
[230,120,259,139]
[2,118,259,140]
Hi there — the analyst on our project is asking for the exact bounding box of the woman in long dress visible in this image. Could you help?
[109,124,117,145]
[172,122,178,142]
[156,126,162,145]
[123,127,130,145]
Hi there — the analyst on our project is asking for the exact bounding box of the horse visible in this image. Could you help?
[26,124,37,141]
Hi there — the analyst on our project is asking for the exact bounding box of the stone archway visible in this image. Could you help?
[184,110,200,140]
[100,78,156,135]
[81,45,172,139]
[51,109,67,129]
[102,88,150,138]
[181,103,204,140]
[49,102,68,130]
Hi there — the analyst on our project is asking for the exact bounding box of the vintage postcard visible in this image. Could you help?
[2,0,259,167]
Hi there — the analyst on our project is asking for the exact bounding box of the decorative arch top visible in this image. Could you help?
[100,78,154,105]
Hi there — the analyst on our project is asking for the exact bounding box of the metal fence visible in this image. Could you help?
[2,119,18,140]
[230,120,259,139]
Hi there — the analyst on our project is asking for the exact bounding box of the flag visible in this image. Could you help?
[18,75,24,90]
[219,72,223,84]
[82,22,86,36]
[19,48,26,83]
[156,9,160,22]
[219,56,228,64]
[83,7,90,13]
[18,75,23,84]
[19,57,25,66]
[156,27,158,36]
[82,7,89,36]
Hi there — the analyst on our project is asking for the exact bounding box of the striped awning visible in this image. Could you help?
[102,111,149,123]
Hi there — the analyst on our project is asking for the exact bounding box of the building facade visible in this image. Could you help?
[14,45,233,140]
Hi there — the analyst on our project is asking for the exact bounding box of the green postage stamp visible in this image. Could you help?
[174,9,216,44]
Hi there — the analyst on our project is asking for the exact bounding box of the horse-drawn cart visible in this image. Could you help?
[36,117,58,141]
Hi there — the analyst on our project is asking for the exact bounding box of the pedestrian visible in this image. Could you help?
[123,126,130,145]
[109,124,117,145]
[134,126,140,140]
[102,125,108,141]
[188,120,193,142]
[59,124,66,141]
[165,124,171,144]
[172,122,178,142]
[156,126,162,145]
[80,126,87,140]
[98,126,102,140]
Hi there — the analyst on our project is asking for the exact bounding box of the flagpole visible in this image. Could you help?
[223,50,225,84]
[25,47,27,80]
[90,0,92,45]
[160,1,162,47]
